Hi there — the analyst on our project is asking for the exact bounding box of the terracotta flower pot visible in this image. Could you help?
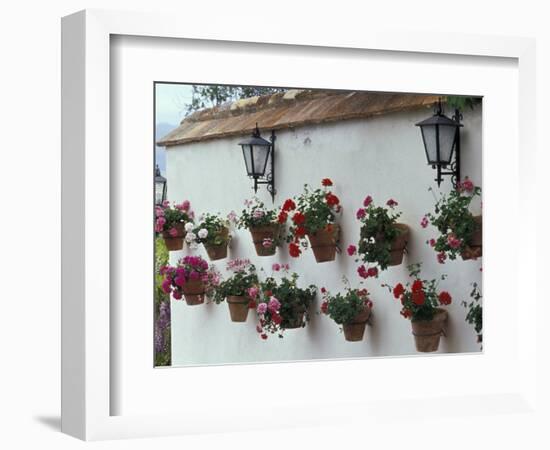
[461,215,482,260]
[389,223,410,266]
[203,227,229,261]
[249,225,279,256]
[181,280,205,306]
[411,308,448,352]
[162,223,185,251]
[226,295,250,322]
[342,306,371,342]
[281,308,305,329]
[307,225,339,263]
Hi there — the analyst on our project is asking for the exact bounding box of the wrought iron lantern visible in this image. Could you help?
[416,99,463,187]
[238,123,276,201]
[155,165,167,205]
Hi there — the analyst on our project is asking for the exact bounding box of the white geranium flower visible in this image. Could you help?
[198,228,208,239]
[185,232,196,243]
[184,222,194,232]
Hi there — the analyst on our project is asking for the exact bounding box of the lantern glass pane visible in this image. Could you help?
[242,145,254,176]
[252,144,270,176]
[437,125,457,165]
[420,125,438,164]
[155,181,165,204]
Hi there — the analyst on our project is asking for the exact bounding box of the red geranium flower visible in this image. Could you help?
[321,178,333,187]
[393,283,405,299]
[295,226,307,237]
[272,314,282,325]
[261,333,268,340]
[412,279,423,292]
[357,265,368,279]
[320,301,328,314]
[400,308,412,319]
[289,242,301,258]
[277,211,288,224]
[292,211,306,225]
[248,300,257,309]
[264,290,273,297]
[438,291,452,305]
[320,287,327,294]
[282,199,296,212]
[367,267,378,278]
[412,290,425,305]
[325,193,340,206]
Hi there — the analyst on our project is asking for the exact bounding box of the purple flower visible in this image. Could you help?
[161,279,172,294]
[189,270,200,281]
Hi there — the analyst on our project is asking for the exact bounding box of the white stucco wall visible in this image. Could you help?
[165,104,483,366]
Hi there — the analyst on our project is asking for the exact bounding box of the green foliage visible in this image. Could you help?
[462,282,483,344]
[258,272,316,337]
[238,197,279,229]
[211,263,258,304]
[384,263,451,322]
[192,213,230,246]
[446,96,482,111]
[425,179,481,260]
[322,286,372,325]
[154,237,171,366]
[155,201,193,234]
[357,200,402,270]
[294,183,339,235]
[186,85,286,113]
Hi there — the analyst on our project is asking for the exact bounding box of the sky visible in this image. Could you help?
[155,83,195,173]
[155,83,194,126]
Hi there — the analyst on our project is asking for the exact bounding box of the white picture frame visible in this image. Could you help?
[61,9,537,441]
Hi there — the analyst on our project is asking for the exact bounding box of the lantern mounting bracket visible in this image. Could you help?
[252,130,276,202]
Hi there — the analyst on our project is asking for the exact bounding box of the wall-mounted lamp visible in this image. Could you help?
[415,99,463,188]
[238,123,276,202]
[155,164,167,205]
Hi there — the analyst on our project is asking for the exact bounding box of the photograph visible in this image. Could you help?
[153,84,483,367]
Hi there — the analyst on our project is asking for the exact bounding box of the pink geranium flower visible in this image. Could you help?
[268,296,281,313]
[363,196,373,207]
[256,303,267,314]
[420,216,429,228]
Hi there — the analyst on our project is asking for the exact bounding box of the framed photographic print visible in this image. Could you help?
[62,9,537,441]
